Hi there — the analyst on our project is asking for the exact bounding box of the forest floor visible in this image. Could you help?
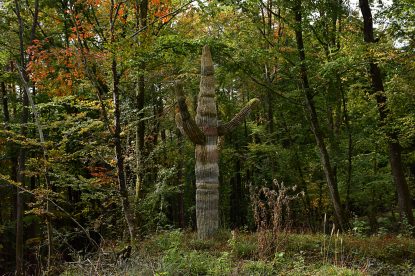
[61,230,415,275]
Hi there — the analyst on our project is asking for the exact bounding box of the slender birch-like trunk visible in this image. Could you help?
[293,0,348,231]
[110,1,135,242]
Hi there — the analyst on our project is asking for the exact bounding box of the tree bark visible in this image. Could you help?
[1,82,10,124]
[16,149,25,276]
[134,0,148,201]
[112,58,135,242]
[230,159,244,227]
[14,0,29,273]
[293,0,348,231]
[341,78,353,213]
[110,2,135,242]
[359,0,414,225]
[176,130,185,228]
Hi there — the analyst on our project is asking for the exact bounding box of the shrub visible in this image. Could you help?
[154,229,183,251]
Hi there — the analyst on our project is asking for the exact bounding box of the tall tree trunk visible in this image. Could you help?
[112,58,135,242]
[1,82,10,124]
[341,78,353,213]
[135,0,148,201]
[0,80,17,210]
[314,1,354,219]
[15,1,45,272]
[266,89,274,134]
[18,62,57,272]
[359,0,413,225]
[135,75,145,199]
[230,159,244,228]
[14,0,29,273]
[15,87,28,276]
[16,147,26,276]
[176,130,185,228]
[110,2,135,242]
[293,0,347,231]
[4,66,19,240]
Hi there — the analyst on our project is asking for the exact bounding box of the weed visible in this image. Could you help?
[251,180,303,259]
[228,230,257,259]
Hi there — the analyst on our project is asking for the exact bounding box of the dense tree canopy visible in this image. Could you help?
[0,0,414,274]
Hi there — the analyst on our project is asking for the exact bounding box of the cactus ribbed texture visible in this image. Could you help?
[176,45,259,239]
[195,46,220,239]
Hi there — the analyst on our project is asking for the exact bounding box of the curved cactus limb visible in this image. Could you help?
[175,85,206,145]
[217,98,260,136]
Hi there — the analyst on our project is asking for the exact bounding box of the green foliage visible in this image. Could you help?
[59,230,415,275]
[137,164,182,232]
[398,216,415,238]
[228,231,257,259]
[152,230,232,275]
[161,249,232,275]
[351,217,371,236]
[154,230,183,251]
[241,260,275,275]
[1,0,415,274]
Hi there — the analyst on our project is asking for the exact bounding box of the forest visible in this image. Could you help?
[0,0,414,274]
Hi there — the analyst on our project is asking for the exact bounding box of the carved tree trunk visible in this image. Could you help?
[176,46,259,239]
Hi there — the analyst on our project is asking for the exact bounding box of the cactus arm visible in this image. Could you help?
[175,86,206,145]
[217,98,260,136]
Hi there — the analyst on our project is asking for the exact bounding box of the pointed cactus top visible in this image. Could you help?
[201,45,214,76]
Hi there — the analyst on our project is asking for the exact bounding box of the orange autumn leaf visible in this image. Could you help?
[150,0,171,23]
[27,39,86,96]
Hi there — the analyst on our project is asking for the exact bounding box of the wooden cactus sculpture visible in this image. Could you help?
[176,45,260,239]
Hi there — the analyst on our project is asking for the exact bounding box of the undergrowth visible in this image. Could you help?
[61,229,415,275]
[61,181,415,275]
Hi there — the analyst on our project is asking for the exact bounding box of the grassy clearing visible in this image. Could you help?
[61,230,415,275]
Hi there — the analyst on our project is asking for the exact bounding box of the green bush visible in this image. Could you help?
[351,217,371,236]
[154,230,183,251]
